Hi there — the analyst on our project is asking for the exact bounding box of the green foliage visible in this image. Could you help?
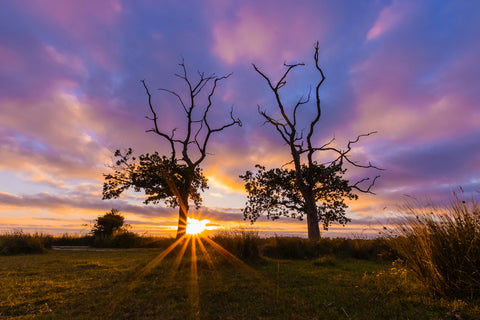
[388,190,480,298]
[240,163,357,230]
[0,230,52,255]
[91,209,126,238]
[103,148,208,209]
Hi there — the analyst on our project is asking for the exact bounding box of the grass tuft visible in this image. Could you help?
[387,189,480,298]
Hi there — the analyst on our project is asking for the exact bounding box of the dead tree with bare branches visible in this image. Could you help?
[103,60,241,239]
[241,42,382,242]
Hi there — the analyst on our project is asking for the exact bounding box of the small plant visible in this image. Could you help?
[312,255,336,267]
[387,189,480,298]
[363,258,411,297]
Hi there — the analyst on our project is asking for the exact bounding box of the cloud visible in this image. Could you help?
[20,0,124,70]
[0,93,111,183]
[367,0,412,40]
[210,0,325,68]
[1,1,479,237]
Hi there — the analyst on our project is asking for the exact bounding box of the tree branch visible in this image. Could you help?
[157,88,187,113]
[307,41,326,166]
[351,175,381,194]
[258,106,290,144]
[141,79,177,159]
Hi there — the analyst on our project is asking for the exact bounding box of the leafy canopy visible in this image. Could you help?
[240,163,358,230]
[92,209,126,237]
[103,148,208,209]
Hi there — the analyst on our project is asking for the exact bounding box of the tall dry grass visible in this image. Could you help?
[210,228,261,261]
[0,230,53,255]
[388,190,480,298]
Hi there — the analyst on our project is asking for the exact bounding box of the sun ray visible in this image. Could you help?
[196,236,221,286]
[197,234,287,292]
[201,236,246,265]
[189,236,200,319]
[172,235,191,271]
[186,217,210,235]
[102,235,186,318]
[196,237,217,271]
[127,235,186,290]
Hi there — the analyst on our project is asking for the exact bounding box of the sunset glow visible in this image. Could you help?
[186,218,211,235]
[0,1,479,237]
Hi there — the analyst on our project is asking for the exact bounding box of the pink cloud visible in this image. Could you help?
[25,0,123,34]
[367,0,412,40]
[0,92,132,183]
[211,1,327,68]
[43,44,86,75]
[17,0,123,71]
[349,40,480,144]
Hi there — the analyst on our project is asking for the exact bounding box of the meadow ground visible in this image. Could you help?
[1,240,479,320]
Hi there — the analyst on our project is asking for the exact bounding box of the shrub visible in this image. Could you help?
[92,209,126,238]
[92,231,136,248]
[332,238,394,260]
[0,230,52,255]
[262,236,393,260]
[51,234,94,246]
[210,229,261,261]
[262,236,315,259]
[387,190,480,298]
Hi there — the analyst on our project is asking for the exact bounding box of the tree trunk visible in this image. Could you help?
[290,147,320,242]
[176,207,187,239]
[305,195,321,242]
[175,193,189,239]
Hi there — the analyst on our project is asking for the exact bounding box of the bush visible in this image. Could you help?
[0,230,52,255]
[90,231,175,248]
[322,238,394,260]
[51,234,94,246]
[210,229,261,261]
[92,231,138,248]
[387,190,480,298]
[262,236,394,261]
[262,236,315,259]
[92,208,127,238]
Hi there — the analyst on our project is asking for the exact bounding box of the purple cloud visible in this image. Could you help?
[0,0,479,237]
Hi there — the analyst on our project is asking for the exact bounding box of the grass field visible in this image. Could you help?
[1,237,479,320]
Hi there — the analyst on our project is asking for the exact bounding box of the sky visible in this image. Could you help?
[0,0,479,238]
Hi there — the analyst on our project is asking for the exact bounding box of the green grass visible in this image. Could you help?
[1,243,479,319]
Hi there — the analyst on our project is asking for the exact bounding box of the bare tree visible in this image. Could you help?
[241,42,382,241]
[103,60,241,239]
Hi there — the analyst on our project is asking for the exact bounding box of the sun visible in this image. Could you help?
[186,218,210,235]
